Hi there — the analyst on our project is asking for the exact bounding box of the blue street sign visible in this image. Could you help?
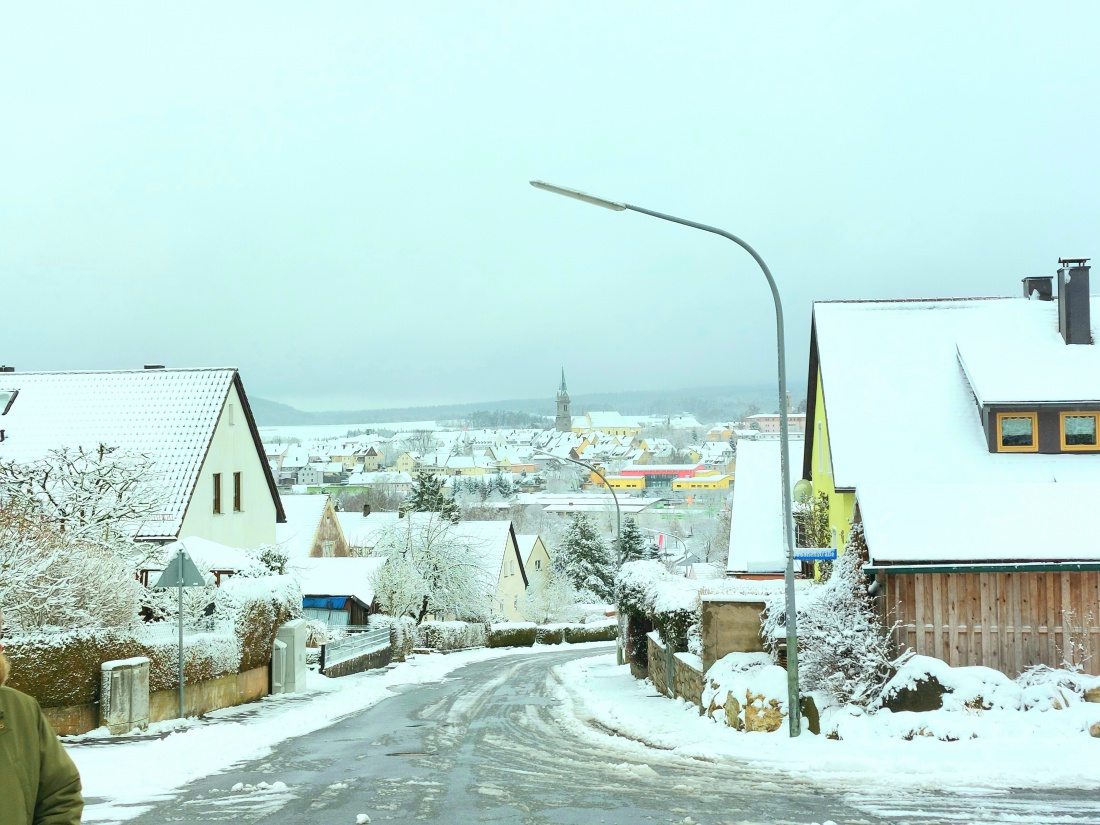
[794,547,838,561]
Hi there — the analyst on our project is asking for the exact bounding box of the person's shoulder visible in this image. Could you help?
[0,684,43,714]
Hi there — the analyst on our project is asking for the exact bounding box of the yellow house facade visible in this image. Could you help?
[804,365,856,553]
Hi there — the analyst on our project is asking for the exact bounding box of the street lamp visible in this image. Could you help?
[530,181,801,736]
[532,447,621,549]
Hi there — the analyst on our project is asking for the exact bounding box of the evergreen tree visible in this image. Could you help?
[556,513,616,602]
[401,471,461,523]
[616,517,648,564]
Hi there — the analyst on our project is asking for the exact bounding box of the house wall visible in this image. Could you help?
[179,383,277,549]
[308,499,350,558]
[881,569,1100,677]
[809,366,855,553]
[494,534,528,621]
[524,538,551,586]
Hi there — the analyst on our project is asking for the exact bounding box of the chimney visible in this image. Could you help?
[144,364,165,370]
[1022,276,1053,301]
[362,503,371,517]
[1057,257,1092,345]
[0,366,13,373]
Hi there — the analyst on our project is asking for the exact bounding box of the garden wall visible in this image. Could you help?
[322,646,393,678]
[700,596,767,672]
[42,665,271,735]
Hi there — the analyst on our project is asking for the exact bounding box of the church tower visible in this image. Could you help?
[555,368,572,432]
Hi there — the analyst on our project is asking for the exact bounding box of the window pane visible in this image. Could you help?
[1001,416,1034,447]
[1065,415,1097,446]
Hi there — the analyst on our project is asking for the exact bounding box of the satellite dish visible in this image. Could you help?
[792,478,814,503]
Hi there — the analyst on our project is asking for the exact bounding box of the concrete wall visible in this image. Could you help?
[42,665,270,736]
[149,665,269,722]
[322,645,393,678]
[700,597,767,673]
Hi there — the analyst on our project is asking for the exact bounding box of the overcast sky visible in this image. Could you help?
[3,3,1099,411]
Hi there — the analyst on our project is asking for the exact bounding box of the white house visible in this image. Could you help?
[0,366,284,549]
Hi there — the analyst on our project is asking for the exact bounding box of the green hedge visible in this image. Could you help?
[563,623,618,643]
[488,624,538,648]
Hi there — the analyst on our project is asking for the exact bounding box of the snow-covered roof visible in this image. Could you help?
[857,481,1100,563]
[812,297,1100,489]
[585,411,640,429]
[726,438,801,574]
[146,536,258,572]
[0,367,282,539]
[514,533,543,563]
[335,510,400,549]
[275,494,331,559]
[289,556,386,606]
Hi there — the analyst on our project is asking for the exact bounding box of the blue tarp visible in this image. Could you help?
[303,597,348,610]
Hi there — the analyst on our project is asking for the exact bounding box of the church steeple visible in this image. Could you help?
[555,368,572,432]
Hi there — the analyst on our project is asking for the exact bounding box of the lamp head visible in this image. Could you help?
[530,180,626,211]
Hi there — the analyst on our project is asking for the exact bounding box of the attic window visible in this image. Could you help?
[996,412,1038,452]
[0,390,16,415]
[1061,413,1099,451]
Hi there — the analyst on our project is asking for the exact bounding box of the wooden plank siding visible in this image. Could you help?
[882,571,1100,677]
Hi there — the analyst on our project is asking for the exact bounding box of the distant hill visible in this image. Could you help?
[249,384,790,427]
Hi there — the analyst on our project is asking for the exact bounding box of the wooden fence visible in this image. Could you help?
[881,570,1100,677]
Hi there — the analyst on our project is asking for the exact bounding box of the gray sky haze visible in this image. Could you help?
[3,3,1099,411]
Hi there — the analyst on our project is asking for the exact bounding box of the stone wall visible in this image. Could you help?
[701,596,766,673]
[647,632,668,696]
[322,644,393,678]
[672,653,704,707]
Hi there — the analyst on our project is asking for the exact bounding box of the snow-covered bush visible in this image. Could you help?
[762,539,902,707]
[416,620,488,651]
[489,622,538,648]
[369,614,417,660]
[215,575,301,671]
[562,620,618,644]
[616,561,698,651]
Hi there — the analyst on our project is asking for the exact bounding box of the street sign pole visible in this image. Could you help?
[152,543,208,720]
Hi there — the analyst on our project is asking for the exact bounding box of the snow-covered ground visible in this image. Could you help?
[551,653,1100,794]
[69,644,604,823]
[69,645,1100,824]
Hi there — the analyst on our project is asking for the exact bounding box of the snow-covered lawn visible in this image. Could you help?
[551,653,1100,794]
[70,644,606,823]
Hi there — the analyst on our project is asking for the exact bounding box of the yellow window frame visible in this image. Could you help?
[1060,412,1100,452]
[996,412,1038,452]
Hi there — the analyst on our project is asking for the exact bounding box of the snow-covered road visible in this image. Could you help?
[67,644,1100,824]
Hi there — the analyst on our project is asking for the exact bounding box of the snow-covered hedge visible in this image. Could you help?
[416,620,488,651]
[368,615,417,660]
[489,622,538,648]
[563,619,618,644]
[4,575,300,709]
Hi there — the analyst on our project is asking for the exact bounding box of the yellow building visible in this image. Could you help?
[672,474,734,491]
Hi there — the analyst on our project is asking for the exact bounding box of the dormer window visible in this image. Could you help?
[0,389,16,415]
[996,412,1037,452]
[1061,413,1099,451]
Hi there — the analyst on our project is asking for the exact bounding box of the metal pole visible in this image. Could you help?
[617,202,800,736]
[177,580,184,719]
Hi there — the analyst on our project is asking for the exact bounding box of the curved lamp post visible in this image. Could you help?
[530,180,801,736]
[637,525,689,566]
[532,447,621,550]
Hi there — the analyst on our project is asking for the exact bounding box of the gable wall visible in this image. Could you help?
[494,532,528,621]
[809,366,855,553]
[179,382,277,549]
